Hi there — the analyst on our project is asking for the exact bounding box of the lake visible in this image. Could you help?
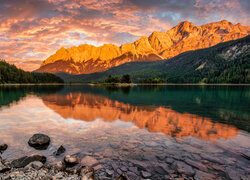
[0,85,250,179]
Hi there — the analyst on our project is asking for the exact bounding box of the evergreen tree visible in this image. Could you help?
[121,74,131,83]
[0,60,64,84]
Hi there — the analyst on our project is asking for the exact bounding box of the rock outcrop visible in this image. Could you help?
[37,20,250,74]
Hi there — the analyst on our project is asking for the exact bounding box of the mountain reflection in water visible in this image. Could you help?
[0,85,250,179]
[41,93,239,141]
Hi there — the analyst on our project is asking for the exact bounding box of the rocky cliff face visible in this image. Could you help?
[37,20,250,74]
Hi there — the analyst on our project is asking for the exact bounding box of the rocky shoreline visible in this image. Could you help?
[0,133,201,180]
[0,134,131,180]
[1,133,250,180]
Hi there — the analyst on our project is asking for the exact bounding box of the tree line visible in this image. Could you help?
[0,60,64,84]
[104,74,131,84]
[140,78,164,83]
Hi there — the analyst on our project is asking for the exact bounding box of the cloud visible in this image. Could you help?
[0,0,249,71]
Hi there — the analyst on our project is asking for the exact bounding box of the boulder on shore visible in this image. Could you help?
[28,134,50,150]
[11,155,46,168]
[64,155,79,167]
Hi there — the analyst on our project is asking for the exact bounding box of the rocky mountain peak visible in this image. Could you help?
[37,20,250,74]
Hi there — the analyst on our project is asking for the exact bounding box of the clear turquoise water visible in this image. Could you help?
[0,85,249,179]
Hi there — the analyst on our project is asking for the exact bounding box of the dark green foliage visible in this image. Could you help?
[0,60,64,84]
[121,74,131,83]
[164,49,250,84]
[104,75,121,83]
[104,74,132,84]
[140,78,164,83]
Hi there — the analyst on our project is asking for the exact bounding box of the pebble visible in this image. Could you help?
[106,169,114,176]
[0,166,89,179]
[175,161,195,176]
[120,166,128,172]
[117,168,122,174]
[141,171,152,178]
[185,159,208,172]
[93,164,103,170]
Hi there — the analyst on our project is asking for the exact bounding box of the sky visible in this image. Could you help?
[0,0,249,71]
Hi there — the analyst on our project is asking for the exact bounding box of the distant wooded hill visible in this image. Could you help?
[0,60,64,84]
[58,35,250,84]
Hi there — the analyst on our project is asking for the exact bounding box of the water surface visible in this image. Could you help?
[0,85,250,179]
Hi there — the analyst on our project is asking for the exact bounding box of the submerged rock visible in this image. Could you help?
[128,166,139,175]
[0,144,8,153]
[54,145,66,156]
[106,169,114,176]
[128,160,148,171]
[64,155,79,166]
[24,161,44,170]
[28,134,50,150]
[185,159,208,172]
[141,171,151,178]
[194,170,216,179]
[175,161,195,177]
[117,168,122,174]
[81,156,98,167]
[11,155,46,168]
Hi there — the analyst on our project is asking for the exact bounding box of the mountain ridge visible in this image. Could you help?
[37,20,250,74]
[57,35,250,83]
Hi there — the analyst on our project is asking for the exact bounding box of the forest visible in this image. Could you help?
[164,52,250,83]
[140,78,164,83]
[104,74,132,84]
[0,60,64,84]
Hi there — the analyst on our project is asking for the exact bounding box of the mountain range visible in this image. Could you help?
[58,34,250,83]
[36,20,250,75]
